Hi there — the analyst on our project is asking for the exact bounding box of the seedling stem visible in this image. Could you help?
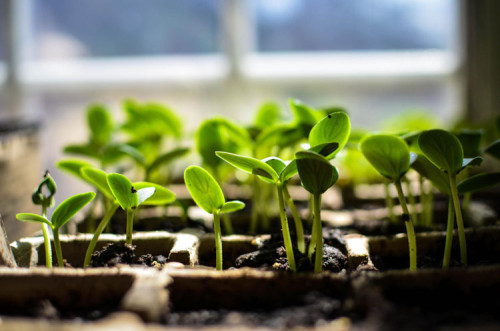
[41,206,53,268]
[395,179,417,270]
[53,230,64,267]
[283,184,305,253]
[126,209,135,245]
[214,210,223,270]
[313,193,323,273]
[449,173,467,265]
[443,198,455,269]
[84,202,119,267]
[277,183,297,272]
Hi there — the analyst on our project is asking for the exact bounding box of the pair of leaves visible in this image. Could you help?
[309,111,351,159]
[184,166,245,215]
[360,134,413,181]
[18,192,95,230]
[32,171,57,207]
[296,151,338,195]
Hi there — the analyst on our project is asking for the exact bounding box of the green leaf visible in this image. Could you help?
[216,151,278,183]
[309,112,351,159]
[296,150,338,194]
[196,119,226,168]
[87,104,113,146]
[220,200,245,214]
[455,129,483,158]
[107,173,139,210]
[411,154,450,194]
[309,142,339,158]
[57,159,94,182]
[458,172,500,194]
[254,102,281,129]
[51,192,96,229]
[184,166,225,214]
[137,187,155,205]
[461,156,483,171]
[218,117,252,147]
[255,124,301,150]
[16,213,52,227]
[63,144,99,159]
[133,182,176,206]
[147,147,190,173]
[360,134,411,180]
[280,159,298,182]
[81,167,114,200]
[418,129,463,174]
[485,139,500,160]
[289,99,324,126]
[263,157,287,176]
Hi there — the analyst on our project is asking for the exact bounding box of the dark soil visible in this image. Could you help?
[90,243,167,268]
[166,292,343,328]
[234,229,348,272]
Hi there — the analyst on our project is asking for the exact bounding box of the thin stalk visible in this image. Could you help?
[283,184,305,253]
[383,180,396,224]
[125,209,135,245]
[41,206,52,268]
[249,176,259,233]
[395,179,417,271]
[84,202,119,267]
[277,184,296,272]
[418,176,427,226]
[449,174,467,265]
[308,215,317,262]
[307,194,314,226]
[214,211,223,271]
[462,192,471,215]
[442,198,455,269]
[404,177,419,226]
[52,230,64,267]
[313,193,323,273]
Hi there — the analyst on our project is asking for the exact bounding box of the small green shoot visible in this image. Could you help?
[296,151,339,273]
[17,192,95,267]
[360,134,418,270]
[184,166,244,271]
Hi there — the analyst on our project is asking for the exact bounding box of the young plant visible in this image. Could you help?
[418,129,482,266]
[295,151,339,272]
[28,171,57,268]
[81,167,176,267]
[360,134,418,270]
[184,166,245,270]
[17,192,96,267]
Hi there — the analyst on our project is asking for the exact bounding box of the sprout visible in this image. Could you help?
[17,192,96,267]
[184,166,245,270]
[360,134,418,270]
[295,151,339,273]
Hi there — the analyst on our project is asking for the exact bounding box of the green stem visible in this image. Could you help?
[443,198,455,269]
[418,176,427,226]
[395,179,417,271]
[41,206,52,268]
[384,180,396,224]
[313,193,323,273]
[126,209,135,245]
[449,174,467,265]
[462,192,471,215]
[53,229,64,267]
[277,184,296,272]
[214,211,223,271]
[84,203,119,267]
[404,177,418,226]
[308,216,317,262]
[283,184,305,253]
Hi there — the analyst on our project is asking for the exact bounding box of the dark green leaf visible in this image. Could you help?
[107,173,139,210]
[184,166,225,214]
[296,151,338,194]
[16,213,52,227]
[81,167,114,199]
[458,172,500,194]
[87,104,113,146]
[418,129,463,174]
[280,159,298,182]
[455,129,483,158]
[485,139,500,160]
[220,200,245,213]
[51,192,96,229]
[309,142,339,158]
[216,151,278,183]
[360,134,410,180]
[309,112,351,159]
[411,154,450,194]
[57,159,94,182]
[133,182,176,206]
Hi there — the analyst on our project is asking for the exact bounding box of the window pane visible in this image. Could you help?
[256,0,455,52]
[31,0,221,59]
[0,0,6,61]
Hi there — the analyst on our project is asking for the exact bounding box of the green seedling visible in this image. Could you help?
[296,151,339,273]
[418,129,483,266]
[216,151,303,272]
[81,167,175,267]
[28,171,57,268]
[360,134,418,270]
[184,166,245,271]
[17,192,95,267]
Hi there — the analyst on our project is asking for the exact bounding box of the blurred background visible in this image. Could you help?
[0,0,498,239]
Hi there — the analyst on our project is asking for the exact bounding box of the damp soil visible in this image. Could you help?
[234,228,348,272]
[90,242,168,268]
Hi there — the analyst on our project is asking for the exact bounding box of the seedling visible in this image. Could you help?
[418,129,482,266]
[295,151,339,272]
[184,166,245,270]
[17,192,95,267]
[27,171,57,268]
[360,134,418,270]
[81,167,176,267]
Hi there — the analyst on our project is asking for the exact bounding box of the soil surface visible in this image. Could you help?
[90,243,167,268]
[234,229,348,272]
